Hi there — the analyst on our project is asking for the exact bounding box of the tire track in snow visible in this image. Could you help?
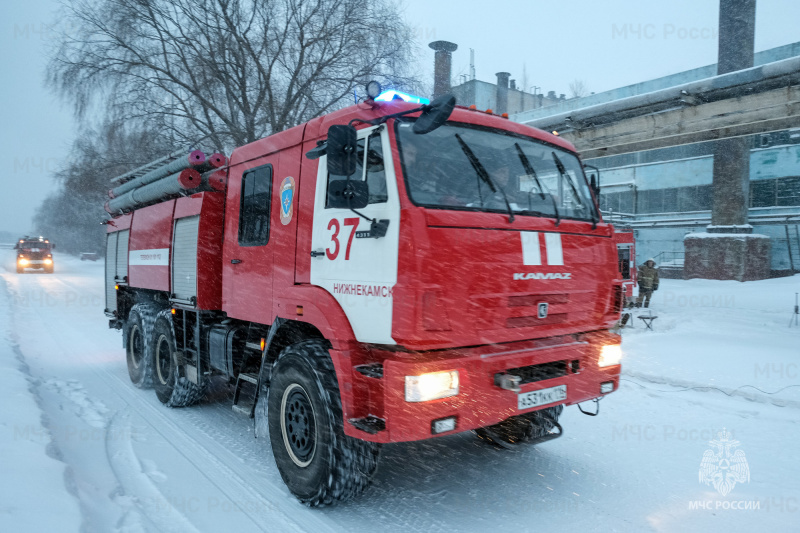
[105,372,330,533]
[1,266,328,533]
[105,411,200,533]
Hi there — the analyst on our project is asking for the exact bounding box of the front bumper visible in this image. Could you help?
[340,331,621,443]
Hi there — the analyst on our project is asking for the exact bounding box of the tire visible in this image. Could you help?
[124,305,154,388]
[16,266,23,274]
[151,312,205,407]
[476,404,564,447]
[265,339,380,507]
[44,265,54,274]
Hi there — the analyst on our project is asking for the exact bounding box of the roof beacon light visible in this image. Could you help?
[375,90,430,105]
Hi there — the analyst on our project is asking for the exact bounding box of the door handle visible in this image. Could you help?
[231,259,242,264]
[310,250,325,258]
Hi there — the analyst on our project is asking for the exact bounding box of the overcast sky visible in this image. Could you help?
[2,0,800,236]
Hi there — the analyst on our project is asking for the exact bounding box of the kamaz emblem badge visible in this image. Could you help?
[280,176,296,225]
[538,302,549,319]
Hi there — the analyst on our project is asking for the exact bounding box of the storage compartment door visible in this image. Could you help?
[105,232,119,313]
[172,216,200,303]
[116,229,130,282]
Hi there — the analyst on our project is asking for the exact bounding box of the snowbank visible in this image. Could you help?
[0,277,82,531]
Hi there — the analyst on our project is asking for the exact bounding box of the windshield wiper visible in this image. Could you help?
[455,134,515,223]
[551,152,584,207]
[514,143,560,227]
[551,151,598,229]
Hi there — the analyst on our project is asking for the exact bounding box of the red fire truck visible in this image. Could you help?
[104,89,624,506]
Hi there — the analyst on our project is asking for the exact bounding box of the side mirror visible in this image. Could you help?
[326,125,358,176]
[51,243,56,249]
[590,174,599,198]
[327,179,369,209]
[413,94,456,134]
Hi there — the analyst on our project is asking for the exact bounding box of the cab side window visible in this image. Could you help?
[364,132,387,204]
[239,164,273,246]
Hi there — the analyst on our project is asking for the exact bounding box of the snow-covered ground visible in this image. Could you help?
[1,250,798,532]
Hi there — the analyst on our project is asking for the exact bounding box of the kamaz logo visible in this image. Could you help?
[514,273,572,280]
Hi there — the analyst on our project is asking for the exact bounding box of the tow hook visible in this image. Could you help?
[577,397,601,416]
[495,373,521,393]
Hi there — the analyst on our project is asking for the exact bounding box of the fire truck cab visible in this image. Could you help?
[15,236,55,274]
[105,91,624,506]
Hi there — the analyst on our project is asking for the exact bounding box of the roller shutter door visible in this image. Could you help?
[115,230,130,281]
[105,232,119,313]
[172,216,200,302]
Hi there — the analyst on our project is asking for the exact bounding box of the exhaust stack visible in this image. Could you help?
[429,40,458,99]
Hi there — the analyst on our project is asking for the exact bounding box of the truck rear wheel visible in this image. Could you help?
[264,340,380,506]
[125,306,153,388]
[476,405,564,447]
[151,313,205,407]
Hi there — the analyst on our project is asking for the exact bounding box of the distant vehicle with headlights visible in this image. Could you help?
[15,236,55,274]
[103,84,624,507]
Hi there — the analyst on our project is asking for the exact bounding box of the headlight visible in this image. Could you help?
[599,344,623,367]
[405,371,459,402]
[44,258,53,265]
[18,258,29,266]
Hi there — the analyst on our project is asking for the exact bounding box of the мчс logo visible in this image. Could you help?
[698,429,750,496]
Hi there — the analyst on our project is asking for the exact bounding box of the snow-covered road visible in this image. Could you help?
[1,251,798,532]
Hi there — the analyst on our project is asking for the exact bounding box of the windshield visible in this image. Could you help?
[18,242,51,250]
[397,121,598,221]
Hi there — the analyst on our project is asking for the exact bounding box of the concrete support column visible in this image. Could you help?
[684,0,771,281]
[709,0,756,231]
[710,136,750,229]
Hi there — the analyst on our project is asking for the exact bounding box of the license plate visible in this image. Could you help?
[517,385,567,410]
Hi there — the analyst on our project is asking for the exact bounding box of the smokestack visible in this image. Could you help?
[717,0,755,74]
[510,79,516,90]
[496,72,510,114]
[429,40,458,99]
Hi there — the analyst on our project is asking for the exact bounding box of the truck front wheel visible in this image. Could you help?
[264,340,380,506]
[151,313,204,407]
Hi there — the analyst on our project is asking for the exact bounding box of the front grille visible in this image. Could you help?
[612,285,624,313]
[506,360,570,385]
[506,313,567,328]
[508,293,569,307]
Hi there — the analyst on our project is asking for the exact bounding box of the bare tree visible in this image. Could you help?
[35,120,165,254]
[48,0,417,150]
[568,79,589,99]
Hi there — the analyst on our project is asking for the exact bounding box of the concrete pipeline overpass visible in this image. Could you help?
[517,55,800,160]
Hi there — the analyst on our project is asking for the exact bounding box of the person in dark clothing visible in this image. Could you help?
[636,259,659,308]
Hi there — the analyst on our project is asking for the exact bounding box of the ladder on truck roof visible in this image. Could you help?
[110,134,216,185]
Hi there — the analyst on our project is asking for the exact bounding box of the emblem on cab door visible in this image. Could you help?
[537,302,549,319]
[279,176,295,225]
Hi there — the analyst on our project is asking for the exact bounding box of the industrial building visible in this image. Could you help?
[431,38,800,276]
[508,42,800,276]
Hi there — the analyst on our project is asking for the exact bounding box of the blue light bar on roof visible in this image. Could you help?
[375,90,430,105]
